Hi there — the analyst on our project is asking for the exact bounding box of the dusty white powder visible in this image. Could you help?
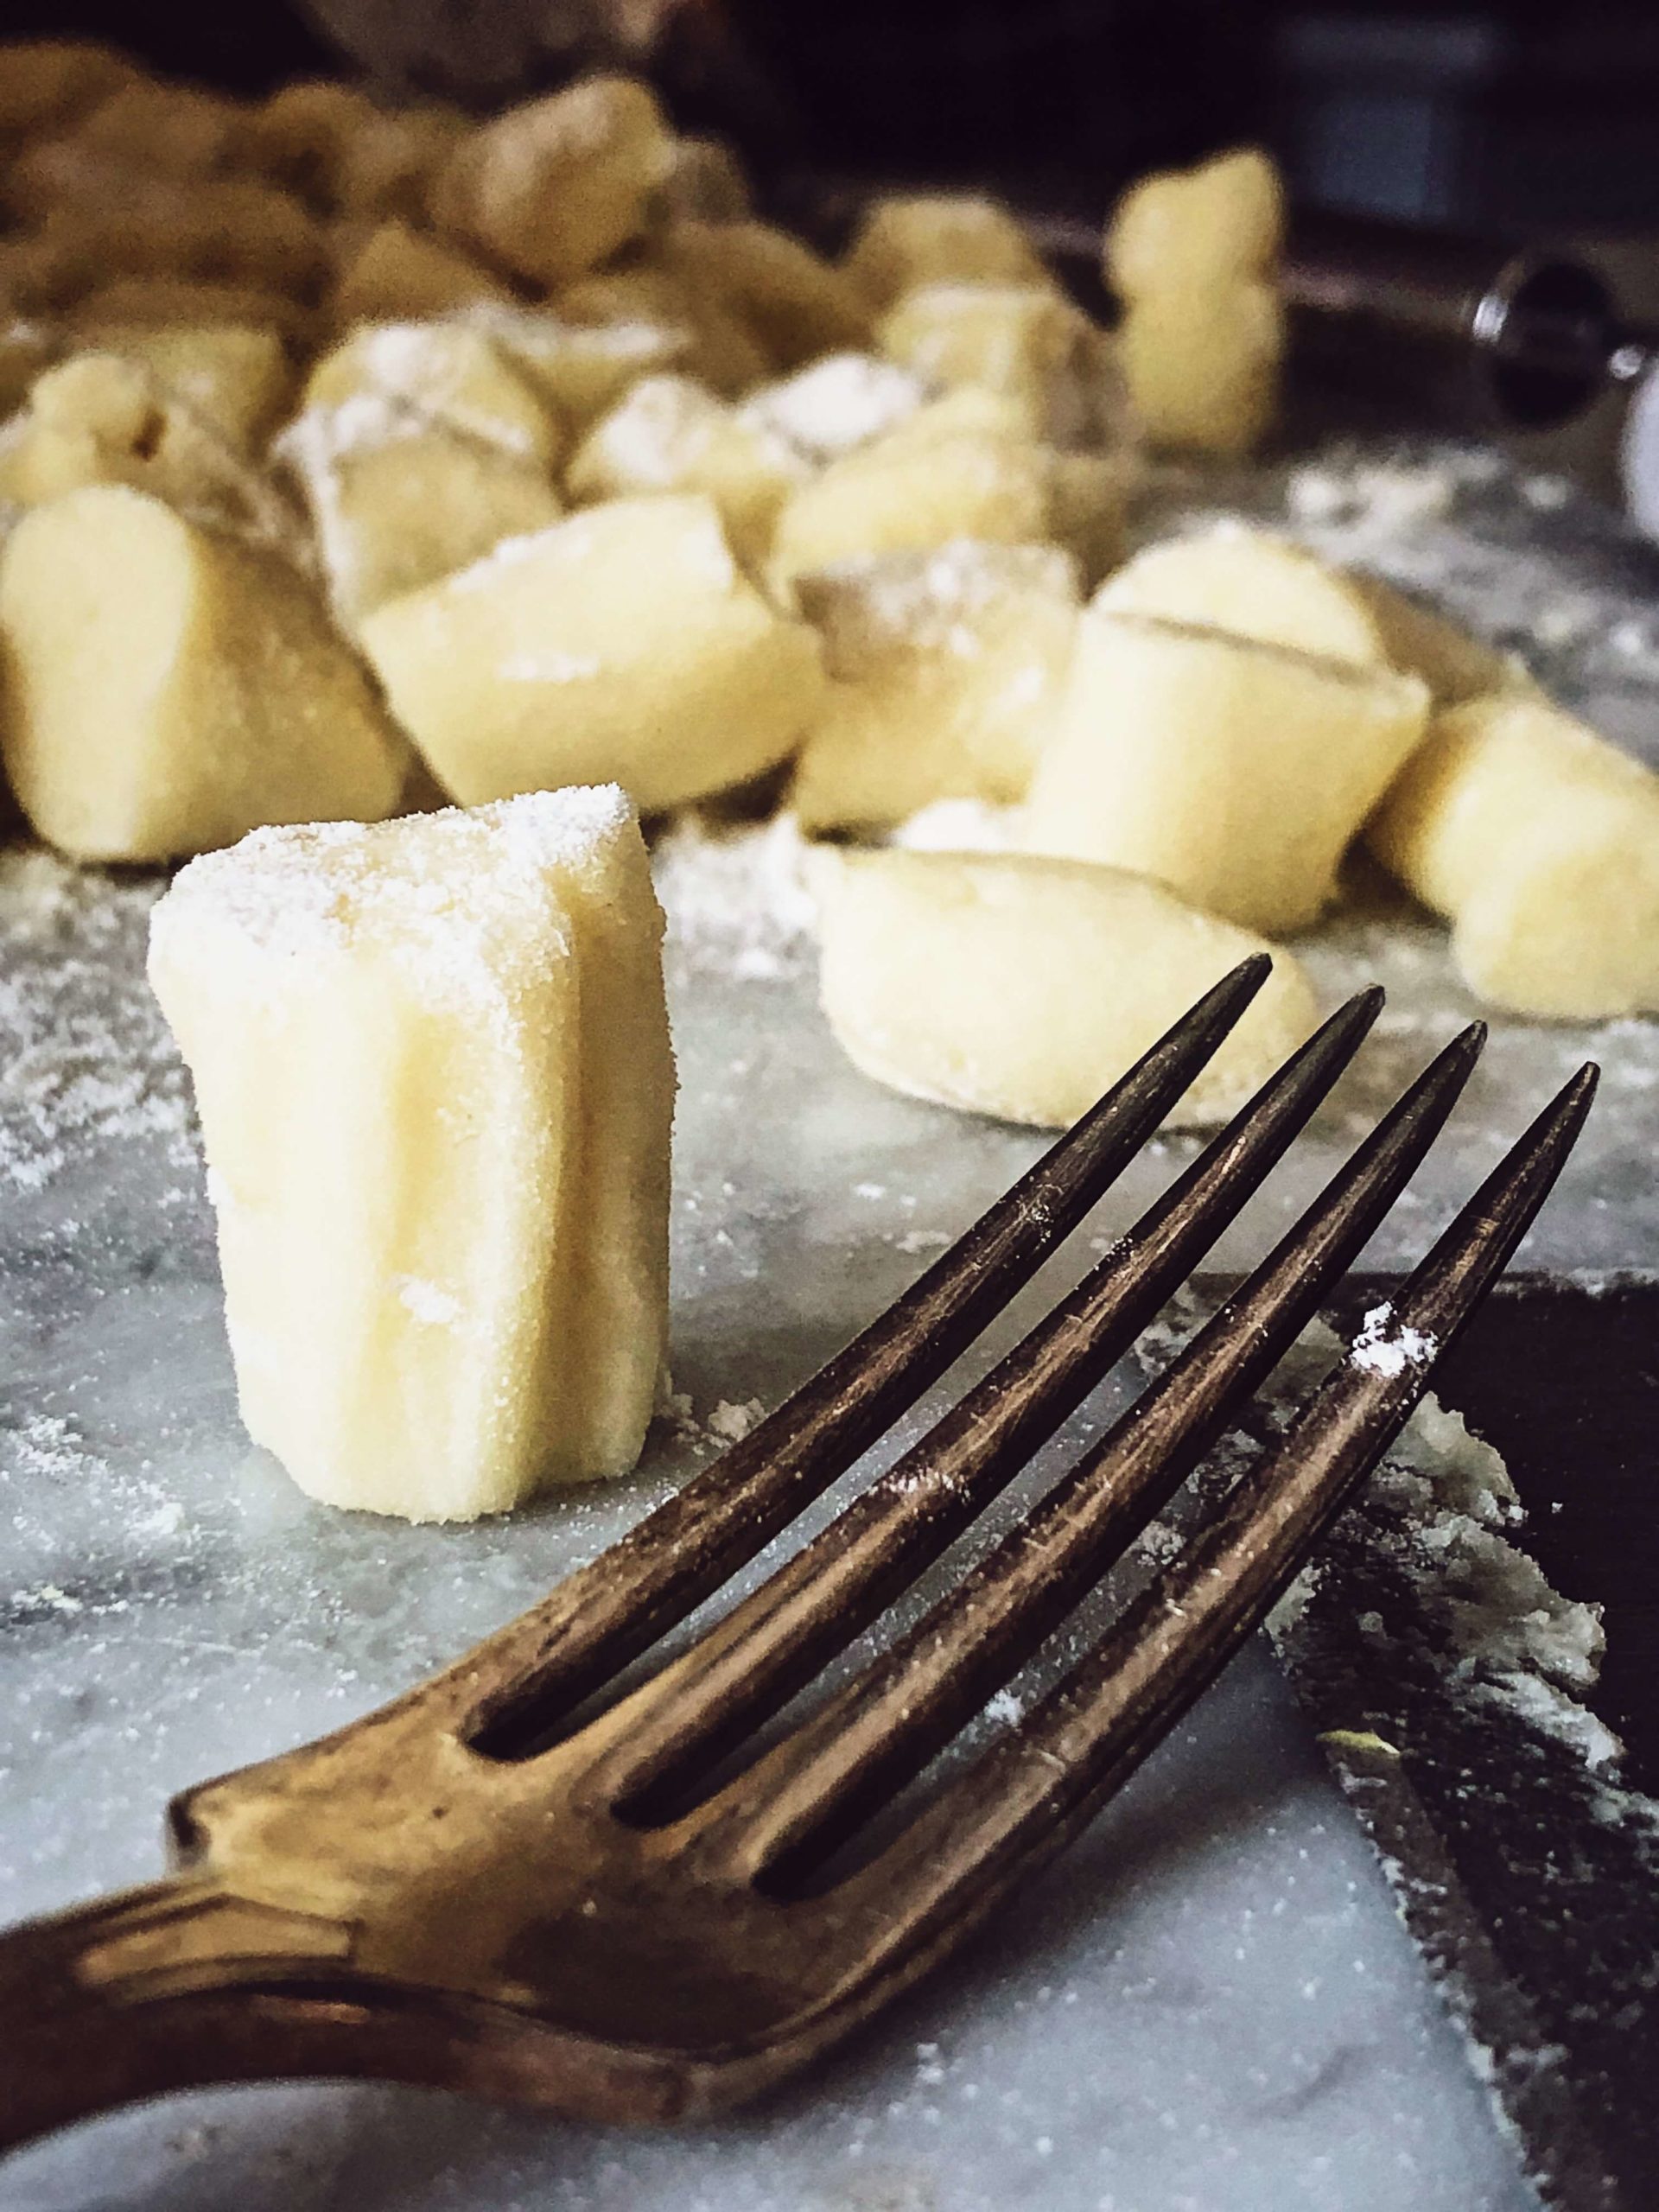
[1349,1302,1439,1379]
[499,649,602,682]
[395,1275,463,1328]
[0,849,194,1200]
[651,810,817,979]
[738,352,928,464]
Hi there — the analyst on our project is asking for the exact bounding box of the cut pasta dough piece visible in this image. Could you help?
[429,75,674,289]
[329,220,514,328]
[654,219,872,371]
[146,786,673,1520]
[1366,689,1659,1019]
[281,408,563,631]
[1094,527,1389,667]
[83,324,296,453]
[791,541,1078,830]
[359,494,824,810]
[0,353,307,560]
[1023,609,1430,932]
[769,393,1052,586]
[1106,148,1285,456]
[305,322,563,467]
[565,373,806,563]
[737,353,929,467]
[472,303,692,429]
[878,282,1122,448]
[844,194,1050,310]
[814,846,1317,1130]
[0,40,133,140]
[0,483,406,861]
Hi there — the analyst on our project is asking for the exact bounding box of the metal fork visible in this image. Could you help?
[0,958,1596,2150]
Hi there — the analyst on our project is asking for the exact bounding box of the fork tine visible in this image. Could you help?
[704,1021,1486,1885]
[588,988,1384,1814]
[450,956,1274,1747]
[835,1063,1596,1952]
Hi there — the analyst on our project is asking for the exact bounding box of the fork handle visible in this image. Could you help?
[0,1875,363,2152]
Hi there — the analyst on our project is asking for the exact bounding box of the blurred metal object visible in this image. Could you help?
[1282,213,1657,438]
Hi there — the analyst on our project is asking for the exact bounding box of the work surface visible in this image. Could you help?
[4,441,1659,2210]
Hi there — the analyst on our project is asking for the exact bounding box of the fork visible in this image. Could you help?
[0,957,1596,2150]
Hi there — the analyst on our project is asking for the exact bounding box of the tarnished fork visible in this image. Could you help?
[0,960,1595,2149]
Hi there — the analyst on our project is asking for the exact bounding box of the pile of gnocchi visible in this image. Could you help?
[2,35,1656,1153]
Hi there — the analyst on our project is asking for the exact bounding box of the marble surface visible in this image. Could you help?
[6,443,1659,2209]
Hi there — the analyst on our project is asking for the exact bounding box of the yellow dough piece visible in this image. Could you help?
[67,276,314,342]
[843,194,1050,310]
[0,483,406,862]
[304,321,563,466]
[66,77,248,176]
[561,261,766,397]
[768,392,1052,586]
[813,846,1317,1130]
[0,40,134,140]
[1106,148,1285,456]
[146,786,673,1519]
[565,372,807,563]
[877,283,1122,448]
[0,353,307,559]
[791,541,1079,830]
[329,220,514,328]
[246,81,461,218]
[1366,689,1659,1019]
[4,149,326,299]
[429,75,674,289]
[1023,609,1430,932]
[658,135,750,224]
[737,353,929,466]
[81,324,296,452]
[655,219,872,372]
[1345,572,1514,704]
[1095,527,1389,667]
[359,493,825,810]
[468,303,691,429]
[0,321,59,414]
[281,409,563,631]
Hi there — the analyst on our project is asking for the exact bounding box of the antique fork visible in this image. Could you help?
[0,958,1595,2150]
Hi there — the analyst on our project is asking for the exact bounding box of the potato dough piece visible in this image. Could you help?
[0,484,407,861]
[359,494,824,810]
[0,40,133,139]
[246,82,460,217]
[844,194,1050,310]
[472,303,691,428]
[429,75,674,288]
[878,283,1121,448]
[1366,689,1659,1019]
[1345,572,1513,704]
[4,149,324,298]
[737,353,929,466]
[0,353,306,558]
[658,135,750,224]
[769,397,1052,586]
[147,785,673,1518]
[560,262,765,397]
[84,324,296,451]
[330,220,514,327]
[67,276,314,341]
[1095,527,1389,667]
[814,846,1317,1130]
[69,78,247,176]
[1106,148,1285,456]
[283,407,563,630]
[565,373,806,563]
[791,541,1078,830]
[305,322,562,465]
[656,219,872,371]
[1023,610,1430,932]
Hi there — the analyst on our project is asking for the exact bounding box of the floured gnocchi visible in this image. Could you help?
[359,494,824,810]
[147,786,673,1519]
[0,483,406,861]
[813,846,1318,1130]
[1023,608,1429,932]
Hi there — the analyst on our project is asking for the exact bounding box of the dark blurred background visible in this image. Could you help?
[11,0,1659,238]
